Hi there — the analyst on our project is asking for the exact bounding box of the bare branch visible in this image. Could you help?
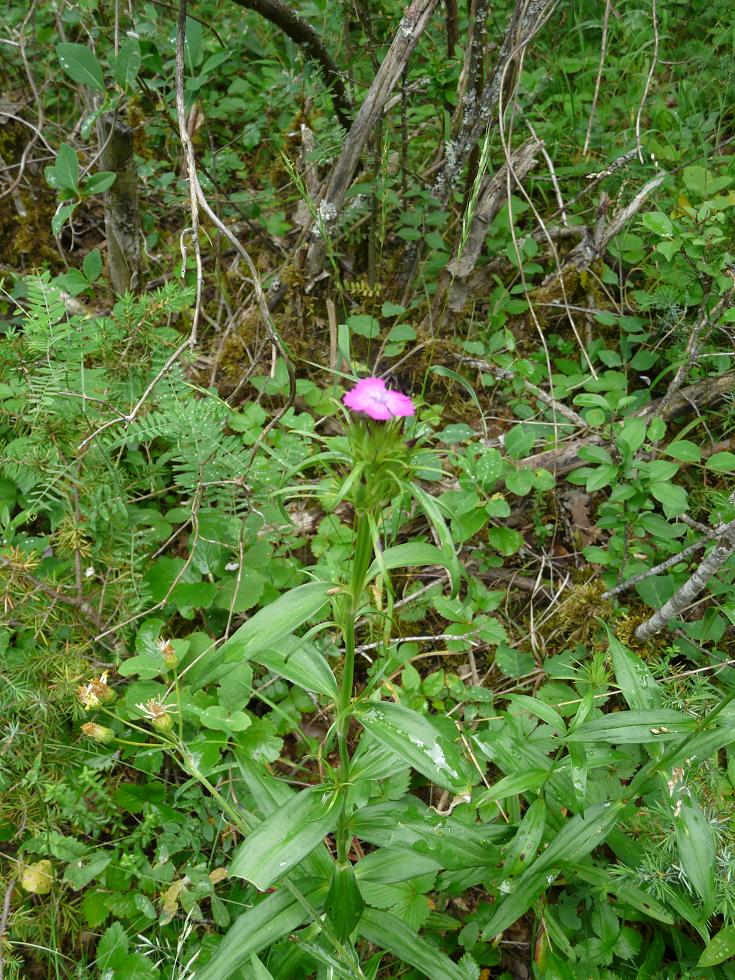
[229,0,352,130]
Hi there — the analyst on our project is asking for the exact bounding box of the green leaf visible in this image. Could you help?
[495,644,535,678]
[481,871,550,939]
[565,710,697,743]
[698,925,735,967]
[326,861,365,940]
[504,467,534,496]
[192,882,327,980]
[52,203,77,236]
[585,464,619,492]
[229,786,338,889]
[189,581,330,689]
[430,366,486,428]
[706,451,735,473]
[506,694,566,734]
[502,797,546,876]
[112,37,141,88]
[57,42,105,91]
[347,314,380,338]
[381,301,406,317]
[358,908,464,980]
[477,768,549,805]
[355,701,473,796]
[641,211,673,236]
[96,922,128,969]
[488,525,523,556]
[83,171,117,195]
[199,705,251,732]
[504,425,536,459]
[675,792,715,912]
[616,417,647,453]
[608,632,660,710]
[82,248,102,282]
[252,634,338,700]
[63,851,112,890]
[249,953,276,979]
[54,143,79,192]
[650,482,688,516]
[406,482,462,595]
[366,542,448,583]
[533,800,625,874]
[664,440,701,463]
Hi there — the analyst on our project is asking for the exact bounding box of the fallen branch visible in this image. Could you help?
[522,367,735,477]
[634,520,735,641]
[602,518,735,600]
[229,0,352,130]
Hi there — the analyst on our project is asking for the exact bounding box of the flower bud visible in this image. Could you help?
[81,722,115,744]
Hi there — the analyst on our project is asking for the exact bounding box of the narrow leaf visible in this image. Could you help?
[358,908,464,980]
[355,701,472,796]
[230,787,338,889]
[192,882,326,980]
[252,634,338,699]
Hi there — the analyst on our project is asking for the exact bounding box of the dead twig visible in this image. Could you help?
[228,0,352,130]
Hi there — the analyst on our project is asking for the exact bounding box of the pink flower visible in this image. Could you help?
[343,376,416,421]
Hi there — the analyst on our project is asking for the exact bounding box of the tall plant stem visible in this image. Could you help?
[335,512,373,863]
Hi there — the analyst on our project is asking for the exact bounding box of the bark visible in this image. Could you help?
[305,0,440,278]
[229,0,352,130]
[95,113,140,295]
[437,0,557,194]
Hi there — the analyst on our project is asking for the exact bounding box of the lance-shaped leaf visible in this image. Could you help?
[187,581,330,689]
[251,634,338,700]
[365,542,448,583]
[358,908,464,980]
[355,701,473,796]
[57,43,105,91]
[192,881,326,980]
[675,791,715,913]
[483,802,626,939]
[230,786,339,890]
[564,710,697,743]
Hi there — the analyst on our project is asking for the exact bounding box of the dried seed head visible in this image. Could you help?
[137,698,176,733]
[77,672,115,708]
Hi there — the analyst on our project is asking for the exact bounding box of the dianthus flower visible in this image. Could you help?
[343,376,415,421]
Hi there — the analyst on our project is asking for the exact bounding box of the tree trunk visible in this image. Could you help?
[96,113,140,295]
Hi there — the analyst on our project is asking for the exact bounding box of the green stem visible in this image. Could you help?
[335,511,373,864]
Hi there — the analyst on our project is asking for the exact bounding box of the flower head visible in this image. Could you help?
[343,376,415,421]
[77,672,115,709]
[136,698,177,733]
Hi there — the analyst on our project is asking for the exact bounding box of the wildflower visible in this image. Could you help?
[77,672,115,709]
[137,698,176,733]
[157,637,177,668]
[343,377,416,421]
[81,722,115,744]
